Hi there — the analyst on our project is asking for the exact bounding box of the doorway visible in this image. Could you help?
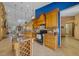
[65,23,74,37]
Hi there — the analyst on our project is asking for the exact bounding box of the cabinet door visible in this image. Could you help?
[33,14,45,29]
[44,33,57,49]
[38,14,45,25]
[33,19,38,29]
[46,9,59,28]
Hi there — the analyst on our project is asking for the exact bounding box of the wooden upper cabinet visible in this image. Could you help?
[33,14,45,29]
[33,19,37,29]
[38,14,45,25]
[45,8,59,28]
[33,18,39,29]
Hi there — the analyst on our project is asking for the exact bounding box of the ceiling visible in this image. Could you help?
[60,4,79,16]
[3,2,50,29]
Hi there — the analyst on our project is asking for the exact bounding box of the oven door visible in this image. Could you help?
[36,33,43,44]
[36,34,41,40]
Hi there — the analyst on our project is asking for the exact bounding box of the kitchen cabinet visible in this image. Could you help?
[43,9,58,49]
[37,14,45,25]
[33,19,39,29]
[23,32,33,38]
[44,33,58,49]
[0,3,7,40]
[45,9,59,28]
[33,14,45,29]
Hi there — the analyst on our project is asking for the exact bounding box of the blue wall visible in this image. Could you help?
[35,2,79,47]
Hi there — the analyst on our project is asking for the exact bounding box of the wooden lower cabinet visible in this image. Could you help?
[44,33,58,49]
[23,32,33,38]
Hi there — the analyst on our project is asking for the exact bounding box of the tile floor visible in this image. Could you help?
[33,41,64,56]
[33,36,79,56]
[0,36,79,56]
[0,38,13,56]
[62,36,79,56]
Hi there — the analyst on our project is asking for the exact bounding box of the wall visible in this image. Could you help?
[61,16,74,26]
[74,14,79,40]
